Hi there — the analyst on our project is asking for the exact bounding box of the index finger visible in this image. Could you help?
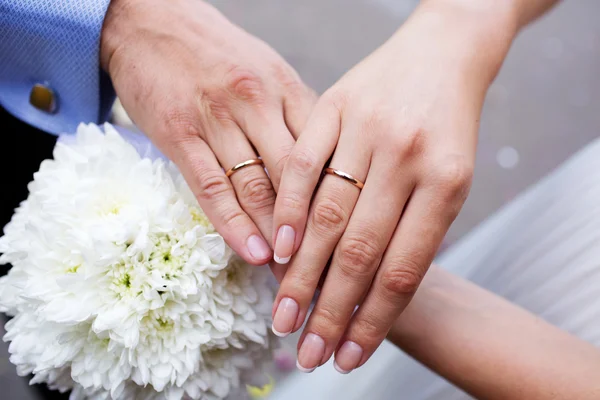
[272,95,341,264]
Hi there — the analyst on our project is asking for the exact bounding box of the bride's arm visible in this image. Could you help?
[387,266,600,400]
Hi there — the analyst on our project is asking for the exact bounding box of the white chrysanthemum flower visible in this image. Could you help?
[0,124,275,400]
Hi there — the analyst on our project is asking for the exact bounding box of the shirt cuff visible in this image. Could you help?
[0,0,116,135]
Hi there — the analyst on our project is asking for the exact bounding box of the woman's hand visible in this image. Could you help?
[101,0,316,265]
[271,2,517,373]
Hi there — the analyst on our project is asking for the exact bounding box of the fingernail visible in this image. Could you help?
[334,341,363,374]
[297,333,325,373]
[272,298,298,337]
[247,235,271,261]
[274,225,295,264]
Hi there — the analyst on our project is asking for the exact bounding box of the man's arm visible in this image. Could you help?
[388,266,600,400]
[2,0,319,270]
[0,0,115,135]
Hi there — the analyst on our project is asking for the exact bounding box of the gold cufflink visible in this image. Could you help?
[29,83,58,114]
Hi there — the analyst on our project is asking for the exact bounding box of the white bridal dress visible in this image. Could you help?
[271,138,600,400]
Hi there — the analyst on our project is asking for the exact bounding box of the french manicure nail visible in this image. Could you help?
[272,298,299,337]
[297,333,325,373]
[247,235,271,261]
[334,341,363,374]
[274,225,295,264]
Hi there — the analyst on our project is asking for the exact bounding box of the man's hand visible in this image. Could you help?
[100,0,316,265]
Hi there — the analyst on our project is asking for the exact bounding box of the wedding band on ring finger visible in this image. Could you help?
[202,126,275,261]
[323,167,364,190]
[226,158,264,178]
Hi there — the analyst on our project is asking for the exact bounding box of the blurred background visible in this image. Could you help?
[2,0,600,398]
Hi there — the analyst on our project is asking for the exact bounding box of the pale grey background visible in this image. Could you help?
[3,1,600,398]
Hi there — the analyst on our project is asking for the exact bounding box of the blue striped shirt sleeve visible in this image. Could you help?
[0,0,115,135]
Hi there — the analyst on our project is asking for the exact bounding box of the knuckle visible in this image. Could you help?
[321,87,349,110]
[289,85,318,106]
[352,315,382,343]
[337,236,380,278]
[219,206,248,230]
[287,147,320,177]
[278,191,304,212]
[286,269,319,295]
[434,156,474,201]
[163,109,201,139]
[311,306,343,335]
[273,153,290,181]
[393,127,427,161]
[195,171,231,202]
[223,66,266,104]
[271,143,294,182]
[380,264,423,297]
[199,88,234,123]
[273,63,304,92]
[310,199,347,234]
[238,174,275,212]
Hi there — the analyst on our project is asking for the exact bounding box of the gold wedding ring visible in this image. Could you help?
[225,158,264,177]
[323,167,364,190]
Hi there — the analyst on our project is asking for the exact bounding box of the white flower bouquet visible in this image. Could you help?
[0,124,276,400]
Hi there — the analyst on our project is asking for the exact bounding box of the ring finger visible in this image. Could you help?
[299,154,415,372]
[272,129,371,354]
[205,119,276,260]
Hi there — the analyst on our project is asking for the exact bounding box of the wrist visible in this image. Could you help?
[390,0,519,95]
[387,267,485,346]
[100,0,135,73]
[417,0,520,43]
[100,0,227,76]
[386,266,449,345]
